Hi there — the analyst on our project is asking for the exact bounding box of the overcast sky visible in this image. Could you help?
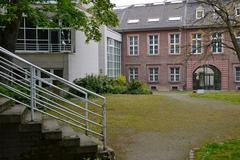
[110,0,164,6]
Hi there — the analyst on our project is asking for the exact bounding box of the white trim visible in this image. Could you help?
[148,34,160,55]
[169,33,181,55]
[127,35,139,56]
[191,33,202,54]
[149,67,159,82]
[212,32,224,54]
[196,9,205,19]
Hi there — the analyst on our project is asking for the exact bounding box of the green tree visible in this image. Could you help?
[0,0,118,53]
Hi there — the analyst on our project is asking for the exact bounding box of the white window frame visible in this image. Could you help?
[236,67,240,82]
[129,68,138,81]
[128,35,139,56]
[192,33,202,54]
[236,32,240,46]
[212,32,223,54]
[148,34,159,55]
[170,67,180,82]
[169,33,180,54]
[149,67,159,82]
[196,9,204,19]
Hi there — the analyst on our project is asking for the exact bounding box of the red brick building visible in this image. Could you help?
[115,0,240,91]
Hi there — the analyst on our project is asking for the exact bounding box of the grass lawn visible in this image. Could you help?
[191,91,240,104]
[195,139,240,160]
[106,94,240,160]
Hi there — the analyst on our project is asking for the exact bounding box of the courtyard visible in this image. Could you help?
[106,92,240,160]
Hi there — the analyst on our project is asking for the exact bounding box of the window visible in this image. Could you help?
[128,36,138,55]
[170,67,180,82]
[129,68,138,81]
[127,19,140,24]
[168,17,181,21]
[107,38,121,78]
[196,9,204,19]
[148,35,159,55]
[169,34,180,54]
[236,32,240,46]
[236,8,240,16]
[236,67,240,82]
[192,33,202,54]
[212,32,223,53]
[148,18,160,22]
[149,68,159,82]
[16,17,71,52]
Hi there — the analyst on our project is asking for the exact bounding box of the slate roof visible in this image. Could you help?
[114,0,230,32]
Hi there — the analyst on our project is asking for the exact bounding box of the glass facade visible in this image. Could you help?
[16,18,72,52]
[107,37,121,78]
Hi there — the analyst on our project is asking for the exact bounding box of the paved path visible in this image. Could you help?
[121,93,240,160]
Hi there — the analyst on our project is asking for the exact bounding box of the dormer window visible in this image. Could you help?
[196,8,204,19]
[168,17,181,21]
[148,18,160,22]
[127,19,140,24]
[236,7,240,16]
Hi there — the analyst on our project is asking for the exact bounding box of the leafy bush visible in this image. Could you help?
[73,75,151,95]
[127,80,152,94]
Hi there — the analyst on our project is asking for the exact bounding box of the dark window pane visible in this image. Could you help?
[38,29,48,40]
[18,29,24,39]
[26,29,36,39]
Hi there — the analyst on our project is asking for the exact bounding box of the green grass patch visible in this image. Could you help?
[191,92,240,104]
[195,139,240,160]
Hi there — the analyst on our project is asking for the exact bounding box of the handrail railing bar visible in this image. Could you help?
[0,56,31,75]
[35,102,103,137]
[34,75,88,98]
[0,74,30,92]
[0,71,30,88]
[1,47,103,98]
[0,82,31,100]
[0,93,104,138]
[0,57,31,76]
[34,93,103,127]
[0,66,30,83]
[35,87,103,118]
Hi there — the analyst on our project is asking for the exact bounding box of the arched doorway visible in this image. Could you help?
[193,65,221,90]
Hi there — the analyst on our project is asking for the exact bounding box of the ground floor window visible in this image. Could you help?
[236,67,240,82]
[129,68,138,81]
[193,65,221,90]
[170,67,180,82]
[149,67,159,82]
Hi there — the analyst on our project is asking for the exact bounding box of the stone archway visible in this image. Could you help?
[193,65,221,90]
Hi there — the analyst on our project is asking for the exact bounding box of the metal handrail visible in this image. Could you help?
[0,47,107,149]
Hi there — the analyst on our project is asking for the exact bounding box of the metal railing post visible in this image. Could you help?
[103,98,107,150]
[85,93,89,135]
[30,66,36,121]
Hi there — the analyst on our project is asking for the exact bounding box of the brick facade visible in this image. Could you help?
[121,29,240,91]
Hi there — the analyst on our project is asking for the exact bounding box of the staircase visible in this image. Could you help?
[0,47,114,160]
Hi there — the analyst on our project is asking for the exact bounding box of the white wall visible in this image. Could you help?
[68,31,99,82]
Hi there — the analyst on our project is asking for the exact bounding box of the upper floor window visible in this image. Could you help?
[236,7,240,16]
[212,32,223,53]
[128,35,138,55]
[149,67,159,82]
[236,67,240,82]
[196,8,204,19]
[169,34,180,54]
[148,35,159,55]
[236,32,240,46]
[129,68,138,81]
[170,67,180,82]
[192,33,202,54]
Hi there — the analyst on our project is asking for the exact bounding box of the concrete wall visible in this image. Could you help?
[68,31,99,82]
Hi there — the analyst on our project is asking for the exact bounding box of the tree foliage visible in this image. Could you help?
[0,0,119,52]
[196,0,240,61]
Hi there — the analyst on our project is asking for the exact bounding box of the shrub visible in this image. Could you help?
[127,80,152,94]
[73,75,152,95]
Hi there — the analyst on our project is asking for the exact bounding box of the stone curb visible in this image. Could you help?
[189,148,200,160]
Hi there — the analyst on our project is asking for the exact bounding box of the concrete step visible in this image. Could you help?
[0,97,13,113]
[76,133,98,154]
[60,124,80,147]
[19,109,43,132]
[42,117,62,140]
[0,104,26,124]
